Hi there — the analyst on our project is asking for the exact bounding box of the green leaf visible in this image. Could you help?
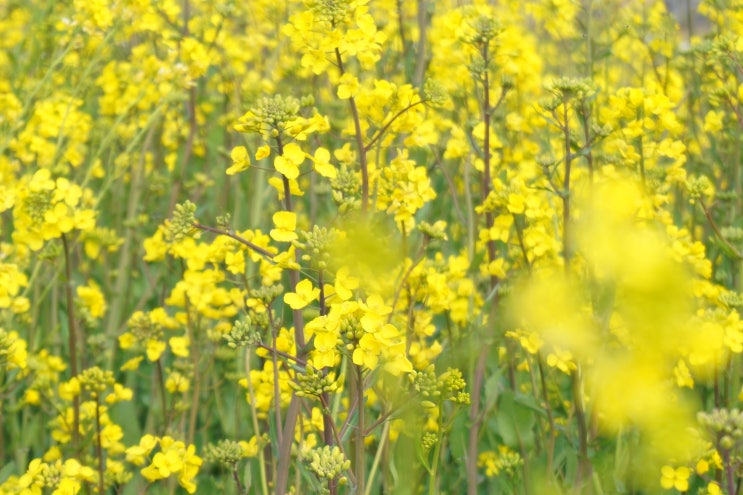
[496,390,536,448]
[0,462,16,484]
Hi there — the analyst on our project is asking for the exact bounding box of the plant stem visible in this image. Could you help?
[267,306,283,446]
[467,345,487,495]
[245,349,270,495]
[61,233,80,451]
[232,465,245,495]
[155,359,170,435]
[192,222,277,260]
[95,396,105,495]
[561,100,573,265]
[572,366,591,491]
[537,355,556,476]
[413,0,428,86]
[167,0,198,216]
[334,47,369,213]
[273,133,307,495]
[723,447,735,495]
[355,365,366,495]
[364,420,389,495]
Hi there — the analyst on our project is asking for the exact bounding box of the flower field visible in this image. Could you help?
[2,0,743,493]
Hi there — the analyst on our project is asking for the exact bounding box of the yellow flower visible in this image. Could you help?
[274,143,305,179]
[168,336,190,357]
[226,146,251,175]
[337,73,359,99]
[239,436,260,458]
[308,147,337,178]
[225,249,245,275]
[284,279,320,309]
[268,176,304,199]
[353,333,381,369]
[105,383,133,404]
[270,211,298,242]
[52,477,80,495]
[255,145,271,160]
[126,434,159,466]
[486,258,507,278]
[165,371,190,393]
[120,356,143,371]
[146,339,167,361]
[660,465,690,491]
[706,482,721,495]
[382,341,413,376]
[332,267,359,302]
[59,377,81,401]
[76,280,107,319]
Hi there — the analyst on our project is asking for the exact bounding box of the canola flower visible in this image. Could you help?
[2,0,743,494]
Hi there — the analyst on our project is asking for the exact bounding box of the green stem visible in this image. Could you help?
[61,234,80,451]
[273,134,307,495]
[355,365,366,495]
[155,359,170,434]
[364,420,389,495]
[427,430,443,495]
[245,349,270,495]
[572,366,591,491]
[95,396,105,495]
[334,47,369,213]
[267,305,283,446]
[537,355,556,477]
[561,100,573,266]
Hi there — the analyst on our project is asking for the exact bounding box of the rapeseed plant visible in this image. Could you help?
[5,0,743,494]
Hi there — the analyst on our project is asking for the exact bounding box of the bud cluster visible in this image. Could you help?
[204,439,250,468]
[291,365,342,397]
[127,311,164,341]
[169,201,196,241]
[296,226,339,270]
[224,319,261,349]
[78,366,116,397]
[698,408,743,451]
[234,95,301,137]
[305,445,351,481]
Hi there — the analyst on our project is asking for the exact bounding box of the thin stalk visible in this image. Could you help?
[267,306,283,446]
[245,349,270,495]
[364,421,390,495]
[537,355,556,477]
[318,271,336,495]
[275,399,300,495]
[333,47,369,212]
[580,104,595,183]
[95,396,105,495]
[364,100,426,152]
[561,100,573,265]
[106,124,156,368]
[179,259,201,446]
[273,133,307,495]
[355,365,366,495]
[396,0,409,64]
[467,38,503,495]
[155,359,170,434]
[698,198,743,260]
[192,222,277,260]
[572,366,591,491]
[232,465,245,495]
[167,0,198,215]
[413,0,428,86]
[61,234,80,451]
[467,345,488,495]
[723,447,735,495]
[318,395,356,491]
[427,440,442,495]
